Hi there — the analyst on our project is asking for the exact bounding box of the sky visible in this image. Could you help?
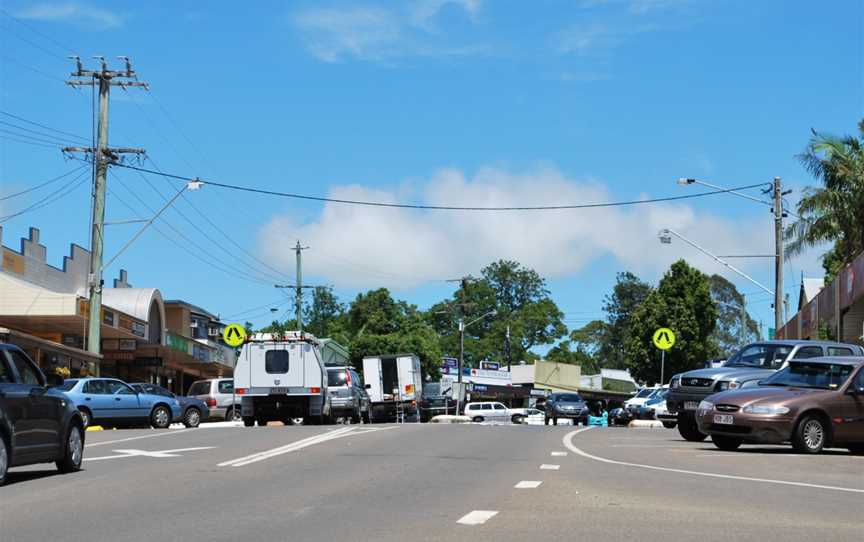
[1,0,862,350]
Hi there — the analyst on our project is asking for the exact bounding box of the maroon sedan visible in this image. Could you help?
[695,357,864,454]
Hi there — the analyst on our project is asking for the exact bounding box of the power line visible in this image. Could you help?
[0,134,60,149]
[0,127,73,147]
[1,165,88,201]
[0,169,90,222]
[108,162,773,211]
[0,7,77,57]
[0,110,90,143]
[0,119,88,145]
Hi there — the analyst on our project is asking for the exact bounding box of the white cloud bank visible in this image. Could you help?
[15,2,125,28]
[257,166,795,290]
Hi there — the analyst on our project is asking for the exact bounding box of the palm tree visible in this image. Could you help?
[785,119,864,280]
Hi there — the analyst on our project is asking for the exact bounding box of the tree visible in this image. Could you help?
[601,272,653,369]
[304,287,344,338]
[708,275,760,357]
[624,260,719,384]
[545,320,606,374]
[786,120,864,280]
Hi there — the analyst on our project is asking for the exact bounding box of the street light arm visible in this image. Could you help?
[659,228,775,296]
[680,179,772,208]
[464,310,497,329]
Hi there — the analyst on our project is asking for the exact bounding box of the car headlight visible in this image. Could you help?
[716,381,740,391]
[742,405,789,415]
[698,400,714,412]
[670,378,680,389]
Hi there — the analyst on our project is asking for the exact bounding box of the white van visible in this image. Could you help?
[234,332,332,426]
[464,401,511,423]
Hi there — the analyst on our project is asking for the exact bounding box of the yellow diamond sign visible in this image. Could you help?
[652,327,675,351]
[223,323,247,347]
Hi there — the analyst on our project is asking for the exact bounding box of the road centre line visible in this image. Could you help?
[457,511,498,525]
[218,427,357,467]
[551,451,567,457]
[515,481,543,489]
[564,428,864,494]
[540,464,560,470]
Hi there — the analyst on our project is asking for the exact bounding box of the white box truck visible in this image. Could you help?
[234,332,333,426]
[362,354,423,423]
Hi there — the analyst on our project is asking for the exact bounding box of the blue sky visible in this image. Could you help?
[1,0,862,348]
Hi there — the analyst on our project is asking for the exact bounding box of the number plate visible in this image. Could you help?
[270,387,288,394]
[713,414,734,425]
[684,401,699,410]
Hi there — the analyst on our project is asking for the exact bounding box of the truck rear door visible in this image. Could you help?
[363,357,383,402]
[397,356,418,401]
[247,343,313,394]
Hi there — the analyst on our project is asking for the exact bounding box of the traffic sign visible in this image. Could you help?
[223,323,247,347]
[652,328,675,350]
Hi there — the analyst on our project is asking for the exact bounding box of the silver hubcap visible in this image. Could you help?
[69,429,83,466]
[187,410,200,425]
[292,418,304,425]
[80,410,89,427]
[155,409,169,426]
[803,420,824,449]
[0,441,7,479]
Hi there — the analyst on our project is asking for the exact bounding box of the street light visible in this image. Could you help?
[677,176,786,332]
[456,309,497,416]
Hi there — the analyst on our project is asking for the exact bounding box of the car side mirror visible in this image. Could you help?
[46,373,64,388]
[364,384,371,389]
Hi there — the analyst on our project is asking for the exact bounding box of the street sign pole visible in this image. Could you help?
[660,349,665,386]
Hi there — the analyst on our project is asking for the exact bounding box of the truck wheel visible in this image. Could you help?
[242,417,255,427]
[711,435,742,451]
[677,413,706,442]
[0,434,8,486]
[256,417,268,427]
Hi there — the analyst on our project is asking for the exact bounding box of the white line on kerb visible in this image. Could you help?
[563,427,864,494]
[540,464,560,470]
[457,511,498,525]
[218,427,355,467]
[514,480,542,489]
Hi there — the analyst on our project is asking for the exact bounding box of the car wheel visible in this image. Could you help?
[711,434,743,451]
[472,416,484,423]
[256,417,268,427]
[0,434,8,486]
[242,417,255,427]
[150,405,172,429]
[511,415,524,424]
[226,407,242,422]
[56,424,84,473]
[183,408,201,428]
[793,415,827,454]
[662,421,677,429]
[78,407,91,429]
[676,413,707,442]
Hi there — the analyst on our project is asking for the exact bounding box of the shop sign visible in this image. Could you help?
[479,360,500,370]
[62,334,84,349]
[192,343,210,362]
[442,357,458,369]
[103,339,119,351]
[77,299,89,317]
[119,339,137,351]
[530,388,549,397]
[119,315,146,337]
[104,351,135,361]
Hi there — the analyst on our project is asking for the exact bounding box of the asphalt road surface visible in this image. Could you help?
[2,422,862,542]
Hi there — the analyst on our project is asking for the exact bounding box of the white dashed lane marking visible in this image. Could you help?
[551,451,567,457]
[540,464,560,470]
[457,511,499,525]
[514,480,543,489]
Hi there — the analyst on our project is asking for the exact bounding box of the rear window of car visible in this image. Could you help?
[265,351,290,373]
[58,379,78,391]
[188,381,211,396]
[827,347,855,356]
[328,369,348,387]
[217,380,233,393]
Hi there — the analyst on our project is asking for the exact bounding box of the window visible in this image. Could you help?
[794,346,824,360]
[265,351,290,374]
[852,369,864,392]
[0,357,12,383]
[84,380,109,394]
[827,347,854,357]
[726,344,794,369]
[328,369,348,387]
[8,351,43,386]
[493,403,506,410]
[154,386,174,397]
[188,381,212,396]
[218,380,233,394]
[351,371,363,389]
[480,403,493,410]
[107,380,134,395]
[761,362,854,390]
[58,379,78,391]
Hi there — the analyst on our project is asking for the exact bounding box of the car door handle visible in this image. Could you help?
[115,397,122,401]
[85,397,92,401]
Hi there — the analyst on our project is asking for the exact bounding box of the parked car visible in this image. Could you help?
[668,340,863,442]
[419,381,457,422]
[695,357,864,454]
[187,378,242,422]
[609,407,633,426]
[0,344,85,486]
[326,366,370,423]
[637,387,676,428]
[130,383,210,428]
[623,387,660,417]
[544,393,590,426]
[464,401,511,423]
[60,378,182,429]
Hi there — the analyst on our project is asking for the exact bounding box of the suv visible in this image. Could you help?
[326,366,370,423]
[188,378,241,422]
[419,381,457,422]
[464,401,511,423]
[0,344,85,485]
[544,392,590,426]
[667,340,863,441]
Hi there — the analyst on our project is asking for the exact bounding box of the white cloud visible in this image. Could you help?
[15,2,125,28]
[292,1,482,63]
[257,166,787,290]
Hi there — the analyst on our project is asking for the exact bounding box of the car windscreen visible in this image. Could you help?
[58,379,78,391]
[635,388,654,398]
[555,394,583,402]
[422,382,441,396]
[725,344,793,368]
[328,369,348,387]
[761,362,855,390]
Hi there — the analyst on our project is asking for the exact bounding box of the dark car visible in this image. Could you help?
[130,383,210,428]
[0,344,85,485]
[419,381,457,422]
[695,357,864,454]
[544,392,590,426]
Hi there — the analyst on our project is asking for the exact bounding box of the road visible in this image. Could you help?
[2,423,862,541]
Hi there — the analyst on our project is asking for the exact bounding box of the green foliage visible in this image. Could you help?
[305,287,344,338]
[786,119,864,280]
[709,275,760,357]
[602,272,653,369]
[624,260,719,384]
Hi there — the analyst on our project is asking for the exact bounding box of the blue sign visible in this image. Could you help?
[442,357,458,369]
[473,384,488,392]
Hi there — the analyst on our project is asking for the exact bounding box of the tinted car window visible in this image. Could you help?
[107,380,134,395]
[480,404,492,410]
[84,380,108,394]
[493,403,506,410]
[852,369,864,392]
[328,369,348,387]
[58,379,78,391]
[762,362,854,390]
[8,351,43,386]
[0,356,12,383]
[265,351,290,373]
[188,381,211,396]
[556,394,583,402]
[794,346,824,359]
[726,344,793,368]
[827,347,854,356]
[218,380,233,394]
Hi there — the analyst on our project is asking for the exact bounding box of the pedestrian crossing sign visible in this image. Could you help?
[652,328,675,351]
[223,323,247,347]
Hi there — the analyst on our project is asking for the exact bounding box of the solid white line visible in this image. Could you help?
[563,428,864,494]
[457,511,498,525]
[87,429,192,447]
[540,464,560,470]
[514,480,543,489]
[550,451,567,457]
[218,427,355,467]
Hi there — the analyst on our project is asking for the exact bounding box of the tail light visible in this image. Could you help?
[310,387,321,394]
[235,388,247,395]
[205,398,216,407]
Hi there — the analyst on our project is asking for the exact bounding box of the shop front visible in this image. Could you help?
[0,327,100,379]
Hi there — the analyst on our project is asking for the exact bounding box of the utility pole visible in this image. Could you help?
[446,275,474,415]
[62,56,146,357]
[505,325,511,372]
[773,176,785,335]
[275,241,314,335]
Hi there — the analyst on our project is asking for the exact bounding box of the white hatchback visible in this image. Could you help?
[464,401,511,423]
